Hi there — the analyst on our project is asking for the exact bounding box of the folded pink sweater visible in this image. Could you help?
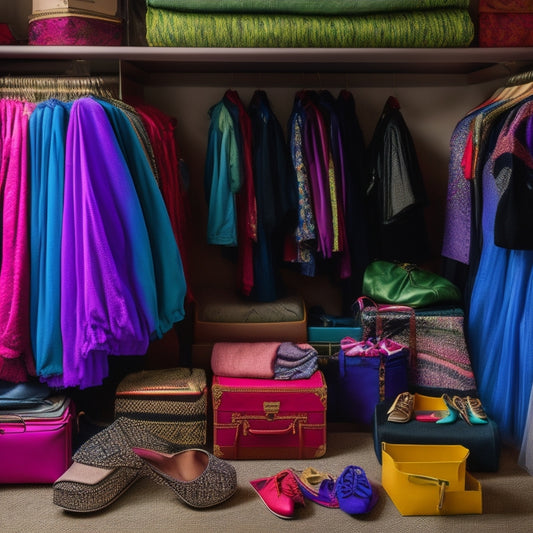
[211,342,280,378]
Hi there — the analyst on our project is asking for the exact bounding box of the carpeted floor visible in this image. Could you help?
[1,431,532,533]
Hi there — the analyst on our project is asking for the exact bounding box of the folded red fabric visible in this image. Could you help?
[211,342,280,378]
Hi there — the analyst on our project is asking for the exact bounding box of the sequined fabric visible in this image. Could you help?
[29,16,122,46]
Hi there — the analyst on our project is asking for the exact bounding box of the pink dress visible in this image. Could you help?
[0,99,36,382]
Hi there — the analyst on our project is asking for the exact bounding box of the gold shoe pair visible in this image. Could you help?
[453,395,488,425]
[438,394,488,425]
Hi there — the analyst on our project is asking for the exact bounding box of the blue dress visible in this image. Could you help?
[96,98,186,338]
[468,100,533,445]
[29,99,70,380]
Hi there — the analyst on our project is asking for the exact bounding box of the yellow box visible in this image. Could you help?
[413,393,447,411]
[382,442,482,516]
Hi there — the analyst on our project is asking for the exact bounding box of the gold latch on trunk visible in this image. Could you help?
[263,401,280,420]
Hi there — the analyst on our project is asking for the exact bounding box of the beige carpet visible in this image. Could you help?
[1,432,532,533]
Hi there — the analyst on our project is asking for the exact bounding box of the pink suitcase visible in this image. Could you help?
[212,371,327,460]
[0,396,75,484]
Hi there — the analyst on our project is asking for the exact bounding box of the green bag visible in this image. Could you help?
[362,260,462,308]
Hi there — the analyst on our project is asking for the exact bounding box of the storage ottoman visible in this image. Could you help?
[192,287,307,369]
[212,370,327,459]
[373,395,501,472]
[115,367,207,447]
[359,304,478,397]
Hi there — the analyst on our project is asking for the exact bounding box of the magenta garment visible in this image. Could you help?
[301,93,333,257]
[0,99,36,382]
[58,98,158,389]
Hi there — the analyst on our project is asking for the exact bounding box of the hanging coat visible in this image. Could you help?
[365,96,430,263]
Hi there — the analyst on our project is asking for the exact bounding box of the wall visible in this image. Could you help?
[144,78,500,315]
[0,0,32,40]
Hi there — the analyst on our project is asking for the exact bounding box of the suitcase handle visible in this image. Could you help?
[245,422,295,436]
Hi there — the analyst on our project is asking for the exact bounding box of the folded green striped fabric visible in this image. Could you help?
[145,8,474,48]
[146,0,471,15]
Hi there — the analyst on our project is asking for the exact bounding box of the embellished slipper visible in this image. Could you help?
[133,447,237,508]
[291,467,339,508]
[249,469,304,519]
[53,417,181,513]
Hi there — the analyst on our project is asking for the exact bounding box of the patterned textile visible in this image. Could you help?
[491,99,533,250]
[441,113,477,265]
[360,305,478,397]
[288,96,316,275]
[300,91,334,259]
[146,8,474,48]
[147,0,470,14]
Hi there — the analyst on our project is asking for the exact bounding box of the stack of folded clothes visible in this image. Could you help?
[145,0,475,48]
[211,341,318,380]
[210,341,327,460]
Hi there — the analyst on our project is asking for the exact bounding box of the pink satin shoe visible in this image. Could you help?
[250,469,305,519]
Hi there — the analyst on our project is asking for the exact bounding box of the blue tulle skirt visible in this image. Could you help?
[468,132,533,446]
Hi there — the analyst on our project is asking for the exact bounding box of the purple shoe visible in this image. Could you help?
[291,467,339,508]
[335,465,379,515]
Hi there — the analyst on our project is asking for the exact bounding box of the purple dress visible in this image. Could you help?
[58,98,159,389]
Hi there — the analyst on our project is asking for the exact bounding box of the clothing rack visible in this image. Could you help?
[0,74,120,101]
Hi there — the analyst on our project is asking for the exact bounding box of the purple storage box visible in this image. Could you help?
[336,338,409,427]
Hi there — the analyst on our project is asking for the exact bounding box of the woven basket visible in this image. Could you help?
[115,367,207,446]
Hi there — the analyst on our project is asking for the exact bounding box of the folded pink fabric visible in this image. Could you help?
[211,342,280,378]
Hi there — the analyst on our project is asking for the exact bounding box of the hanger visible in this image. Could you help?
[460,67,533,180]
[0,75,119,102]
[471,68,533,112]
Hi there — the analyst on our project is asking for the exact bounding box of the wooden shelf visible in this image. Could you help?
[1,46,533,86]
